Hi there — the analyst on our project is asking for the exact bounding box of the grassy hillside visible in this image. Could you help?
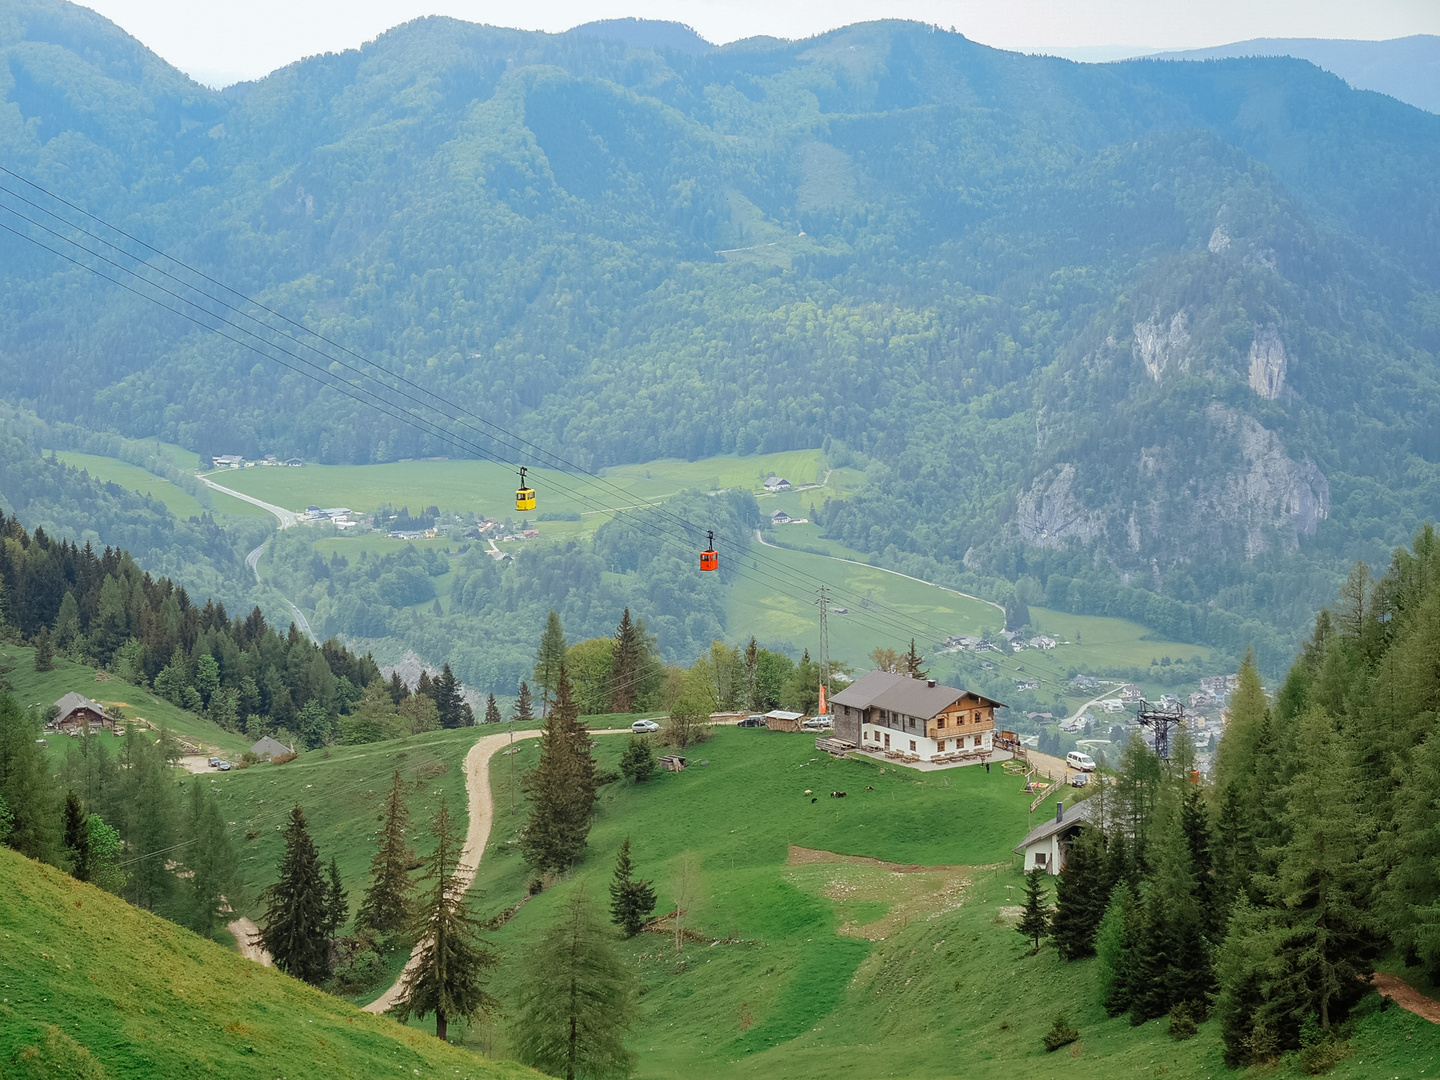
[0,846,539,1079]
[0,642,252,763]
[437,727,1438,1078]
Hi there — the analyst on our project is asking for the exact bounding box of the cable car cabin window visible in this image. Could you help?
[516,488,536,511]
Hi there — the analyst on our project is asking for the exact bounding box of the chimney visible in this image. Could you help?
[926,679,936,688]
[1056,801,1064,823]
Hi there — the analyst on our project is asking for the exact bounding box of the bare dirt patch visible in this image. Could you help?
[786,845,973,940]
[1372,973,1440,1024]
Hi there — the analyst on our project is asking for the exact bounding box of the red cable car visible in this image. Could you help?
[700,530,718,572]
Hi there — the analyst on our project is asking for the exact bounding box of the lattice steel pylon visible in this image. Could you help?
[1134,699,1186,759]
[815,586,830,712]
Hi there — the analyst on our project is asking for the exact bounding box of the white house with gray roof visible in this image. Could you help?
[830,670,1005,764]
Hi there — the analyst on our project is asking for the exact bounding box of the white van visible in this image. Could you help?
[1066,750,1096,772]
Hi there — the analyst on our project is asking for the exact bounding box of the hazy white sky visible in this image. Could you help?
[79,0,1440,87]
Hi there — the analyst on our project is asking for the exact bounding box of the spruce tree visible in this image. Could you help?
[388,671,411,704]
[521,667,599,873]
[511,891,637,1080]
[1018,868,1050,952]
[484,693,502,725]
[33,627,53,672]
[1051,823,1107,960]
[323,855,348,942]
[610,607,641,713]
[260,805,330,984]
[395,795,499,1041]
[618,737,656,783]
[62,791,92,882]
[534,611,567,716]
[902,638,928,679]
[119,727,177,913]
[512,681,535,725]
[433,664,472,728]
[609,837,657,937]
[416,670,436,703]
[1381,724,1440,979]
[356,771,415,935]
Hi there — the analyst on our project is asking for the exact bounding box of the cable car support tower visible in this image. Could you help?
[1133,699,1186,759]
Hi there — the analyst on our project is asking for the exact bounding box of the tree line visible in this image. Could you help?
[1029,525,1440,1070]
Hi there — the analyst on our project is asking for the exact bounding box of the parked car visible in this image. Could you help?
[217,760,232,771]
[1071,773,1090,787]
[631,719,660,733]
[208,756,221,768]
[1066,750,1096,772]
[801,717,833,731]
[737,715,766,728]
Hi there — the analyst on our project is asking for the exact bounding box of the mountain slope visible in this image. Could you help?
[2,2,1440,666]
[1150,36,1440,115]
[0,845,537,1079]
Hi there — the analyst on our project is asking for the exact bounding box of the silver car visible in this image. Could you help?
[631,719,660,733]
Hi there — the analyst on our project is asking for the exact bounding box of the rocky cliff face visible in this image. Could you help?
[1133,311,1191,382]
[1248,326,1288,400]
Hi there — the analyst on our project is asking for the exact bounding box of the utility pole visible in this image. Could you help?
[509,708,516,816]
[815,586,830,715]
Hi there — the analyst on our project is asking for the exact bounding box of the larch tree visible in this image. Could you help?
[1274,708,1375,1031]
[357,770,415,935]
[521,668,599,874]
[182,776,239,937]
[260,805,330,984]
[511,891,637,1080]
[742,636,760,712]
[534,611,568,716]
[395,795,499,1042]
[610,607,641,713]
[609,838,657,938]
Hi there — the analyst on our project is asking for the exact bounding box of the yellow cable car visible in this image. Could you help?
[515,467,536,512]
[700,530,718,572]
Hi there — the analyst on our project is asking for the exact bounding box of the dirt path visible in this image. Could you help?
[361,725,633,1015]
[227,916,272,966]
[1372,973,1440,1023]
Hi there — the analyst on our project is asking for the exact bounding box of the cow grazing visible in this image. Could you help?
[830,791,847,798]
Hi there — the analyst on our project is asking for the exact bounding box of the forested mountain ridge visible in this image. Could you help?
[3,0,1440,665]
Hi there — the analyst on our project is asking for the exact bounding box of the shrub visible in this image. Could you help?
[1043,1013,1079,1052]
[1168,1001,1198,1041]
[270,752,297,765]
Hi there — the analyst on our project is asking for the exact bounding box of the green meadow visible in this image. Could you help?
[0,847,539,1080]
[54,450,210,519]
[0,643,252,764]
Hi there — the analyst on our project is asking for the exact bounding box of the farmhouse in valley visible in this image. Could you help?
[53,692,110,732]
[249,736,294,759]
[830,670,1004,764]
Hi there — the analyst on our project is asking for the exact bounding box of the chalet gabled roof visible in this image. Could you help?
[54,692,103,717]
[830,670,1006,719]
[1013,799,1096,852]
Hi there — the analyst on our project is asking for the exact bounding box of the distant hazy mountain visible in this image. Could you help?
[1150,36,1440,114]
[566,17,713,54]
[4,0,1440,665]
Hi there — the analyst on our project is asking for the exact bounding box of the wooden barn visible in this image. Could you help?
[54,692,110,732]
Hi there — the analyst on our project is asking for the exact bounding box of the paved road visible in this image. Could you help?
[198,474,300,528]
[245,541,266,583]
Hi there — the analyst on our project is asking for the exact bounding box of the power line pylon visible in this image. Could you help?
[816,586,830,713]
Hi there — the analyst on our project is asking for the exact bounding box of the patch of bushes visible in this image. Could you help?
[1043,1013,1079,1052]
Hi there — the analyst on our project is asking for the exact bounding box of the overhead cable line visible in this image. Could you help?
[0,180,986,651]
